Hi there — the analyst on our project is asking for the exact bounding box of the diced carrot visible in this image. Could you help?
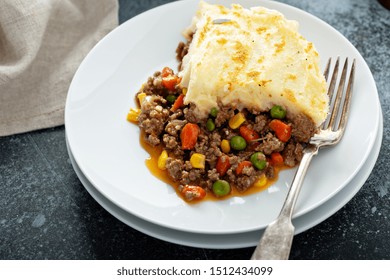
[180,123,199,150]
[161,67,174,77]
[216,155,231,176]
[162,75,180,91]
[269,119,292,142]
[171,94,184,111]
[270,152,284,166]
[181,185,206,201]
[239,125,259,142]
[236,161,252,175]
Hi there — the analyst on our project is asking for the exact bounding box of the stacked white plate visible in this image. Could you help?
[65,0,383,249]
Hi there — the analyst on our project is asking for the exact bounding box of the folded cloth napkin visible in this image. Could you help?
[0,0,118,136]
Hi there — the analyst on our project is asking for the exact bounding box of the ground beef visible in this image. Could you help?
[183,103,204,123]
[237,169,256,190]
[168,109,184,121]
[140,72,165,97]
[165,119,187,136]
[180,169,205,185]
[206,168,220,190]
[241,165,256,176]
[205,132,222,168]
[215,105,235,127]
[236,174,259,192]
[253,114,268,132]
[180,160,207,186]
[191,131,223,168]
[134,64,318,200]
[162,134,184,157]
[236,150,253,160]
[220,127,238,139]
[176,34,192,70]
[265,165,275,179]
[283,141,304,167]
[176,41,189,70]
[146,134,160,146]
[209,131,222,147]
[166,158,183,181]
[162,134,177,149]
[194,132,208,152]
[163,111,187,156]
[255,133,285,155]
[294,143,304,162]
[288,112,317,142]
[138,95,170,145]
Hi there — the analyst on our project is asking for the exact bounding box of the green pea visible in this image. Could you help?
[166,94,177,103]
[206,118,215,131]
[212,180,231,197]
[270,105,286,119]
[250,152,267,170]
[230,135,247,151]
[210,107,219,118]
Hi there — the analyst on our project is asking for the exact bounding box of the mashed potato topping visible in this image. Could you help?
[179,1,328,126]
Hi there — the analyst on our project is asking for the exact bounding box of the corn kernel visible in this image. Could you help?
[221,139,231,153]
[228,112,246,129]
[182,87,188,95]
[190,153,206,169]
[137,92,147,104]
[157,150,168,170]
[127,108,141,122]
[253,174,267,188]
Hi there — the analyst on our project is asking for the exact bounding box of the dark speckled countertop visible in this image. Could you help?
[1,0,389,260]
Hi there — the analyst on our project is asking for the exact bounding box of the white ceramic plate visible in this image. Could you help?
[65,0,380,234]
[66,109,382,249]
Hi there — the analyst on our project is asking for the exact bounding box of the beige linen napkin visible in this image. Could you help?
[0,0,118,136]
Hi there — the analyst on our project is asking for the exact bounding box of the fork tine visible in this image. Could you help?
[322,57,339,129]
[338,59,356,133]
[321,57,339,129]
[323,58,331,81]
[328,58,349,130]
[327,57,340,100]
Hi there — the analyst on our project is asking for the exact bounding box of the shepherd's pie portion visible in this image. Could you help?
[179,1,328,126]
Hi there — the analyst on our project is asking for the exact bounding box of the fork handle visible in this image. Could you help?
[279,145,318,220]
[251,146,318,260]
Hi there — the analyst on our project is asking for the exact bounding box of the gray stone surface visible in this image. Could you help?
[0,0,389,259]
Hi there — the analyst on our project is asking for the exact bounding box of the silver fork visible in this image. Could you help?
[250,57,356,260]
